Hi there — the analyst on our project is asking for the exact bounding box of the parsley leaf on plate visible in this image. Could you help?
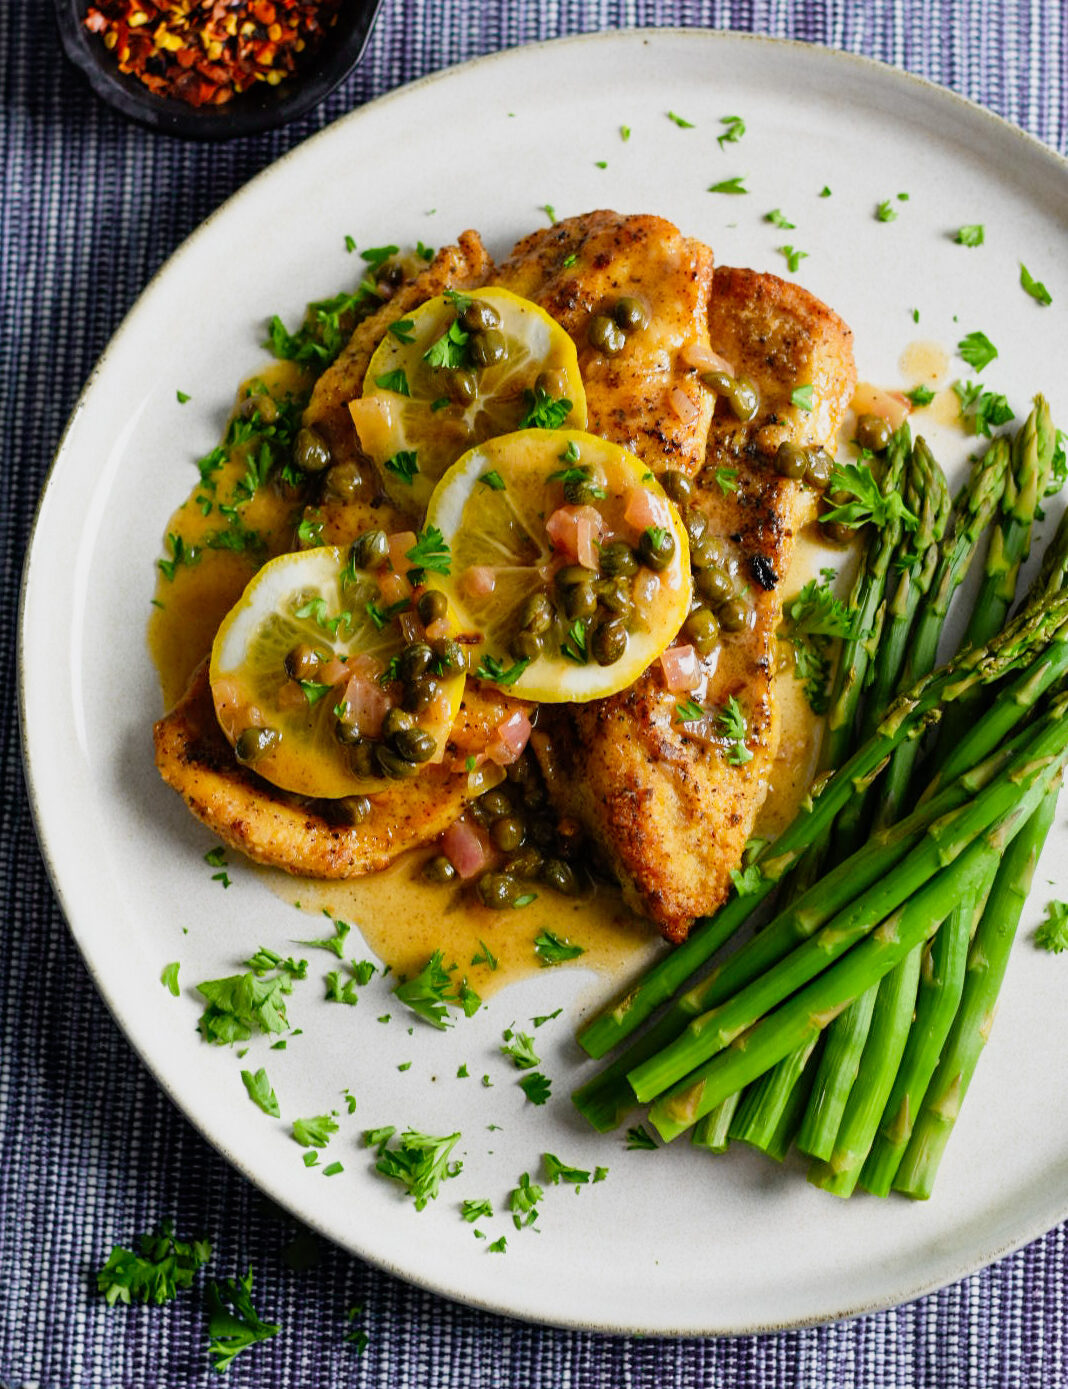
[241,1068,280,1118]
[534,930,585,966]
[1036,901,1068,953]
[369,1128,463,1209]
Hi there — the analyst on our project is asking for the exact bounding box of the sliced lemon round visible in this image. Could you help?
[209,545,466,798]
[350,287,587,514]
[424,430,692,702]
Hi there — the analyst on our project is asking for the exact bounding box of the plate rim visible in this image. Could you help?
[18,26,1068,1336]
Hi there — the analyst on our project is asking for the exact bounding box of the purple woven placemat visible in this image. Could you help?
[3,3,1067,1385]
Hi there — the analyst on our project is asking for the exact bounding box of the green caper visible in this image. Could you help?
[564,581,598,620]
[726,377,759,422]
[684,508,708,546]
[240,392,278,423]
[511,629,545,661]
[702,370,732,395]
[392,727,436,763]
[600,541,638,578]
[563,470,607,505]
[431,637,467,675]
[594,578,632,616]
[536,368,568,399]
[491,816,526,852]
[689,536,724,571]
[293,426,332,474]
[348,796,372,824]
[820,517,855,546]
[422,854,457,884]
[444,368,478,404]
[614,295,650,333]
[505,755,533,785]
[694,564,734,605]
[382,707,414,739]
[542,858,581,896]
[460,299,502,333]
[375,745,420,779]
[521,591,554,633]
[588,314,626,356]
[855,412,892,453]
[527,815,555,848]
[480,789,512,819]
[469,329,507,368]
[522,780,548,810]
[323,460,362,501]
[403,676,440,713]
[283,643,323,682]
[718,597,751,633]
[592,618,628,667]
[399,642,433,683]
[684,607,720,655]
[334,719,363,747]
[774,441,809,481]
[804,449,834,490]
[659,470,694,506]
[638,526,677,572]
[235,726,280,765]
[351,529,389,570]
[417,589,449,625]
[477,872,521,910]
[348,741,379,778]
[556,564,593,589]
[505,846,544,878]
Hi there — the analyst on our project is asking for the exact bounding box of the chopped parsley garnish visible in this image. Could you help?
[1036,900,1068,953]
[548,464,607,498]
[471,939,499,970]
[595,160,607,169]
[365,597,410,631]
[205,846,227,868]
[717,114,745,147]
[245,947,307,979]
[823,460,920,529]
[626,1124,659,1150]
[405,525,451,575]
[778,245,808,273]
[561,252,578,268]
[456,1064,469,1078]
[361,244,399,271]
[667,110,694,128]
[205,1270,280,1373]
[543,1153,591,1186]
[393,950,480,1028]
[293,1114,338,1149]
[325,970,359,1005]
[323,1161,344,1176]
[383,449,419,485]
[532,1008,562,1027]
[518,383,573,430]
[875,200,898,222]
[953,380,1015,437]
[561,619,589,665]
[462,1198,493,1223]
[196,973,289,1045]
[513,892,538,909]
[715,466,738,494]
[416,240,434,261]
[297,914,351,958]
[343,1088,358,1114]
[369,1128,462,1209]
[717,695,753,766]
[729,862,765,896]
[510,1172,544,1228]
[344,1305,369,1352]
[957,330,998,373]
[388,317,416,343]
[541,204,558,225]
[157,531,198,581]
[819,185,832,197]
[479,469,506,491]
[241,1067,280,1118]
[475,655,531,686]
[534,930,585,966]
[955,224,985,247]
[519,1072,552,1105]
[423,317,470,370]
[779,569,868,713]
[294,595,353,636]
[176,389,190,404]
[374,367,411,396]
[765,208,795,229]
[161,961,180,996]
[708,176,748,195]
[500,1028,539,1069]
[790,383,814,411]
[675,698,704,724]
[594,1166,609,1183]
[296,514,325,548]
[352,960,376,985]
[97,1220,211,1307]
[1020,262,1053,306]
[620,125,631,141]
[266,285,380,367]
[905,384,936,407]
[488,1236,507,1253]
[298,679,331,706]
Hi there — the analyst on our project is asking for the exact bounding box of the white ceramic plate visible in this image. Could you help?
[21,31,1068,1335]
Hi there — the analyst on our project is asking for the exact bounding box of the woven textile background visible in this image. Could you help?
[3,2,1068,1386]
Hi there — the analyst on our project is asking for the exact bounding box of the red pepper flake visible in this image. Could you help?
[82,0,342,108]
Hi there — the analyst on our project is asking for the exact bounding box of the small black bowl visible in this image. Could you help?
[54,0,382,140]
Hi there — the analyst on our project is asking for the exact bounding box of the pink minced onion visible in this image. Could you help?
[545,505,606,567]
[623,486,670,534]
[341,674,389,738]
[388,531,418,573]
[441,817,491,880]
[378,569,410,605]
[668,387,700,424]
[851,382,910,429]
[462,565,497,599]
[659,643,700,693]
[485,710,533,766]
[680,342,735,376]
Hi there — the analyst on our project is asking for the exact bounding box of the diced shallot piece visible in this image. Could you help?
[659,643,700,693]
[486,710,533,766]
[680,342,735,376]
[623,487,670,534]
[388,531,418,574]
[441,817,491,880]
[319,656,349,687]
[425,617,450,642]
[378,569,410,605]
[851,382,910,429]
[348,395,395,456]
[668,387,699,423]
[342,674,389,738]
[545,505,605,566]
[462,565,497,600]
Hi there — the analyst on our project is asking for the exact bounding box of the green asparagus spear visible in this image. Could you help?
[730,1037,821,1153]
[892,786,1061,1198]
[647,757,1066,1143]
[690,1095,739,1152]
[795,989,879,1160]
[575,591,1068,1064]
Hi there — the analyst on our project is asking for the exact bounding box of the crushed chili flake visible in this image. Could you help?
[83,0,342,108]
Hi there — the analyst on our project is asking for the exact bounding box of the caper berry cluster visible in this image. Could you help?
[772,441,834,489]
[659,470,754,653]
[424,754,585,907]
[588,296,651,357]
[701,371,760,423]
